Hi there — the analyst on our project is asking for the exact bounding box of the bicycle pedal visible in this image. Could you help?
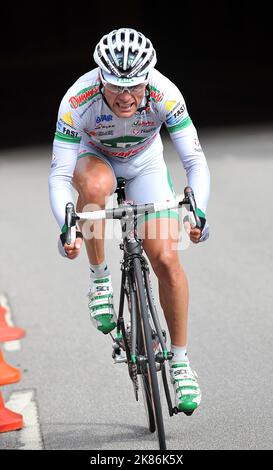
[172,406,194,416]
[112,344,127,364]
[113,355,127,364]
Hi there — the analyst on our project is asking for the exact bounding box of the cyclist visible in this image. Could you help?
[49,28,210,414]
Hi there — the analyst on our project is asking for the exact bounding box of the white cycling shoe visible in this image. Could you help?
[170,361,201,414]
[88,275,117,335]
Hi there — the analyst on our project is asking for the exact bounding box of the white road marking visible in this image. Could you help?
[0,293,21,351]
[6,390,43,450]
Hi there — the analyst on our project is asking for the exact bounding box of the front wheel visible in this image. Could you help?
[133,258,166,450]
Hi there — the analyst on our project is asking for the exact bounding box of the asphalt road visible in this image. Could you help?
[0,124,273,450]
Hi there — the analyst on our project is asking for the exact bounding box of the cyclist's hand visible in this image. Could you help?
[190,221,210,243]
[190,227,202,244]
[58,231,83,259]
[184,214,210,244]
[64,236,83,259]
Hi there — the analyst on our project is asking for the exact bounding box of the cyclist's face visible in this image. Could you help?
[103,86,145,118]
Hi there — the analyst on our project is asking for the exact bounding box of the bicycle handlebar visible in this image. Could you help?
[64,186,201,244]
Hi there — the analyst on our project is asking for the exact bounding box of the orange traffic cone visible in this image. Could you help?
[0,305,25,342]
[0,390,23,432]
[0,350,21,386]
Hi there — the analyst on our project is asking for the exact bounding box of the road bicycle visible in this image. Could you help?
[64,180,201,450]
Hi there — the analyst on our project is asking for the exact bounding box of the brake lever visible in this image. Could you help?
[65,202,79,245]
[183,187,201,229]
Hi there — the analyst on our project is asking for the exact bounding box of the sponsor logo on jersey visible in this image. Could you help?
[133,127,156,135]
[140,127,156,134]
[51,153,57,168]
[61,111,74,127]
[79,97,101,118]
[69,85,100,109]
[149,86,164,103]
[166,104,186,126]
[166,101,182,117]
[96,114,113,124]
[132,120,155,127]
[88,130,114,137]
[88,134,156,158]
[194,137,202,152]
[165,100,177,112]
[96,135,148,149]
[94,123,115,130]
[57,121,78,138]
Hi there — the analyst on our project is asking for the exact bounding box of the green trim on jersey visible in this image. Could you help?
[168,116,192,133]
[55,131,81,143]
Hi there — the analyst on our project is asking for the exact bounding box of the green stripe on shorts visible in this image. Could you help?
[138,209,179,225]
[77,152,100,160]
[167,167,175,196]
[137,166,178,223]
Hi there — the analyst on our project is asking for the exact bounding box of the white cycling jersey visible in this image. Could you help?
[49,67,210,229]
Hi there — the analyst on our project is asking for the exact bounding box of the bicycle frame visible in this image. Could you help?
[107,179,187,418]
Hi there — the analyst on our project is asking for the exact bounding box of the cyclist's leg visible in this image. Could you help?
[123,144,201,412]
[123,143,188,347]
[72,145,117,334]
[72,146,117,265]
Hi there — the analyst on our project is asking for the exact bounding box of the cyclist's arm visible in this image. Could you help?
[48,139,79,230]
[157,79,210,214]
[48,100,82,230]
[168,122,210,215]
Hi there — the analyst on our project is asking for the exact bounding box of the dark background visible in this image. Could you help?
[1,3,272,149]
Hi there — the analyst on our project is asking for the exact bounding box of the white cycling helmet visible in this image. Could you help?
[93,28,157,86]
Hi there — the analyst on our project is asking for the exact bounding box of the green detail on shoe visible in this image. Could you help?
[178,398,198,413]
[91,294,112,300]
[96,314,117,334]
[90,303,113,311]
[93,278,110,284]
[164,350,168,360]
[176,385,198,391]
[196,208,206,218]
[131,355,137,364]
[171,363,189,369]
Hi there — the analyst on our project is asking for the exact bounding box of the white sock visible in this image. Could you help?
[171,344,189,364]
[90,261,110,279]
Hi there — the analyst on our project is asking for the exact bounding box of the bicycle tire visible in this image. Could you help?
[127,269,155,430]
[136,301,156,434]
[133,257,166,450]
